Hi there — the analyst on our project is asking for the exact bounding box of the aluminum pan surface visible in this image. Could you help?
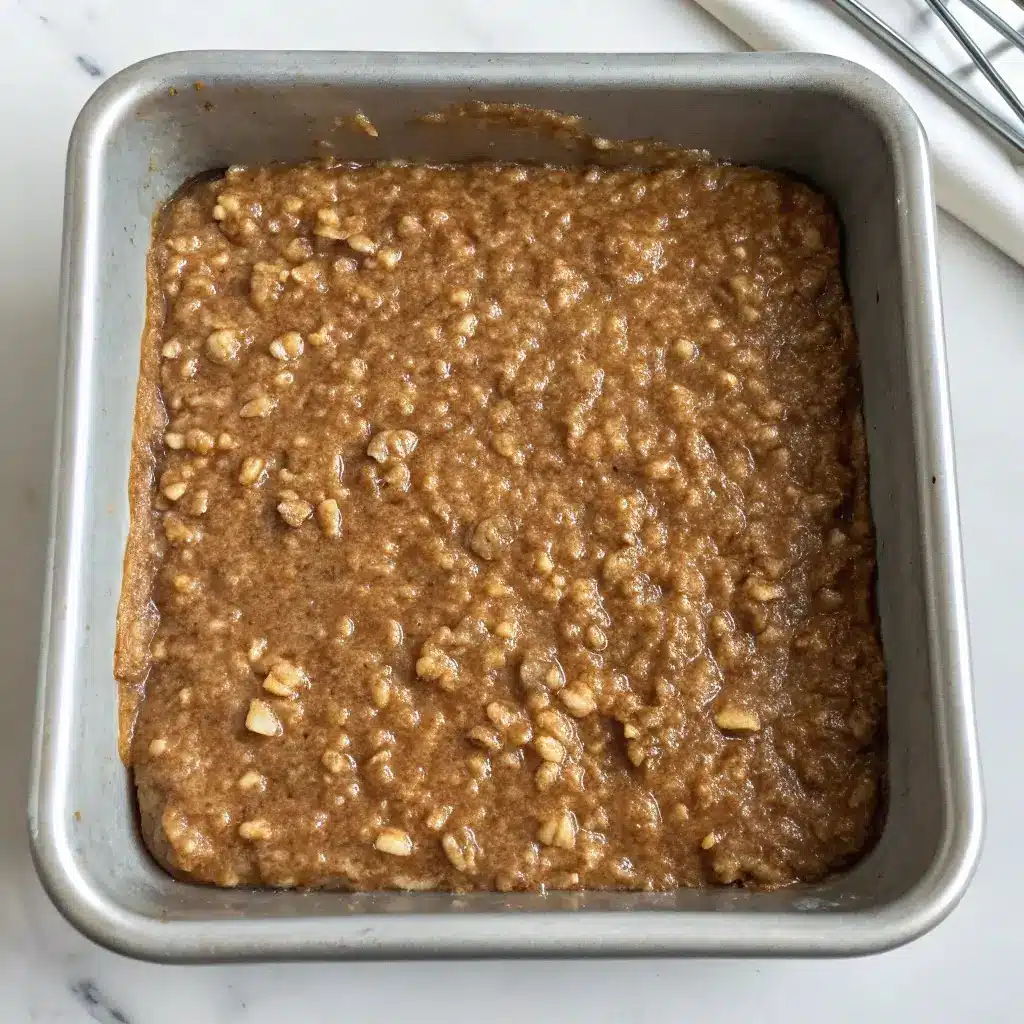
[29,51,982,960]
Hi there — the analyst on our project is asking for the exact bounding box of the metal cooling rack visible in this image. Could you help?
[829,0,1024,157]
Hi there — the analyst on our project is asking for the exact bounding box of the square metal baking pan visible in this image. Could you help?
[29,51,983,961]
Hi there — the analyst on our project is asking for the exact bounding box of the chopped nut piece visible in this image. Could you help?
[559,684,596,718]
[626,741,646,767]
[483,647,506,670]
[538,810,577,850]
[454,312,478,337]
[164,432,185,450]
[239,820,273,841]
[367,429,419,464]
[237,770,266,792]
[746,577,785,602]
[622,723,641,740]
[701,832,718,850]
[315,498,342,537]
[239,456,266,486]
[491,432,524,464]
[269,331,304,361]
[205,329,242,365]
[426,805,453,831]
[507,721,534,746]
[370,672,392,709]
[536,709,574,745]
[148,738,168,757]
[186,488,209,516]
[715,707,762,733]
[396,214,424,237]
[290,261,322,288]
[172,573,197,594]
[535,761,560,791]
[374,827,413,856]
[671,803,690,824]
[585,625,608,651]
[485,701,516,730]
[283,237,313,263]
[469,515,514,561]
[186,428,215,455]
[520,649,565,691]
[384,463,411,491]
[467,725,503,751]
[392,876,437,891]
[526,688,549,712]
[314,223,347,241]
[307,323,333,348]
[262,660,308,697]
[645,456,680,480]
[415,650,459,687]
[352,111,378,137]
[162,481,188,502]
[534,735,566,763]
[245,698,282,737]
[441,828,479,873]
[278,497,313,527]
[347,234,378,255]
[163,514,196,545]
[322,749,349,774]
[239,393,277,418]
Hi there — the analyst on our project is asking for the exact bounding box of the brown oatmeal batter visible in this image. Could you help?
[117,153,886,892]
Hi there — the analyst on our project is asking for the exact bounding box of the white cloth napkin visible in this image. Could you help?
[691,0,1024,266]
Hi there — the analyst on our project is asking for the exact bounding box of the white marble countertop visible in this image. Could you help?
[1,0,1022,1019]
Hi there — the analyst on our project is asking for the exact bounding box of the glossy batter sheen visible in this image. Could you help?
[118,154,886,892]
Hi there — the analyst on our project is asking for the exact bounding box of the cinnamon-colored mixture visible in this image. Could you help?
[117,154,885,892]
